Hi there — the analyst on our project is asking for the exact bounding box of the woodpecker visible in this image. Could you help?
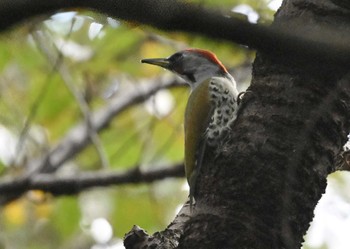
[141,48,239,209]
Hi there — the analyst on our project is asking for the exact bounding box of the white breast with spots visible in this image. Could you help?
[206,77,238,146]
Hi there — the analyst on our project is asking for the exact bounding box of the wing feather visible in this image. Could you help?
[184,79,212,204]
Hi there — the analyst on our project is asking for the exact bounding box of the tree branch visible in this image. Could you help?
[0,76,182,205]
[125,201,191,249]
[1,0,350,68]
[0,163,184,196]
[26,76,182,175]
[0,163,186,217]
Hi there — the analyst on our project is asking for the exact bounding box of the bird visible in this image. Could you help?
[141,48,239,209]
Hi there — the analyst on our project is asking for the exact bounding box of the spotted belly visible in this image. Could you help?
[206,77,238,146]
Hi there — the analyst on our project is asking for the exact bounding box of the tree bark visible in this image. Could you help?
[177,1,350,249]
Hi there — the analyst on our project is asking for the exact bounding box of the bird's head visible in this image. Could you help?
[141,48,231,89]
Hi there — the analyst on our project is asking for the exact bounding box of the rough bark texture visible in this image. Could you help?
[178,1,350,249]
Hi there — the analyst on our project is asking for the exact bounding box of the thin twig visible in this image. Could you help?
[32,26,110,169]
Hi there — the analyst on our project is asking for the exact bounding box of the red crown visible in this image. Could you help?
[185,48,228,73]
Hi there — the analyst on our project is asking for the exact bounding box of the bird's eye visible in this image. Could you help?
[168,52,183,62]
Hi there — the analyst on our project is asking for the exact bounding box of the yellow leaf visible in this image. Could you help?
[4,200,26,226]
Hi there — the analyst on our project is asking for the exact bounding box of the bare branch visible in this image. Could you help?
[26,76,183,174]
[0,163,184,197]
[0,75,183,205]
[0,0,349,68]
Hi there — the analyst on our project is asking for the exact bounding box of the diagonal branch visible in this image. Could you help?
[0,76,183,205]
[26,76,182,175]
[124,200,191,249]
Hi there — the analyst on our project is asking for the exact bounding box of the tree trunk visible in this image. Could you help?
[178,1,350,248]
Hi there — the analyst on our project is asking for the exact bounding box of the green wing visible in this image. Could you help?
[184,79,212,202]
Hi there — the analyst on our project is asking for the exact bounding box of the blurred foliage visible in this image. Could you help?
[0,0,300,248]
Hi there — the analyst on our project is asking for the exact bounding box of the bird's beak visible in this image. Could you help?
[141,58,170,69]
